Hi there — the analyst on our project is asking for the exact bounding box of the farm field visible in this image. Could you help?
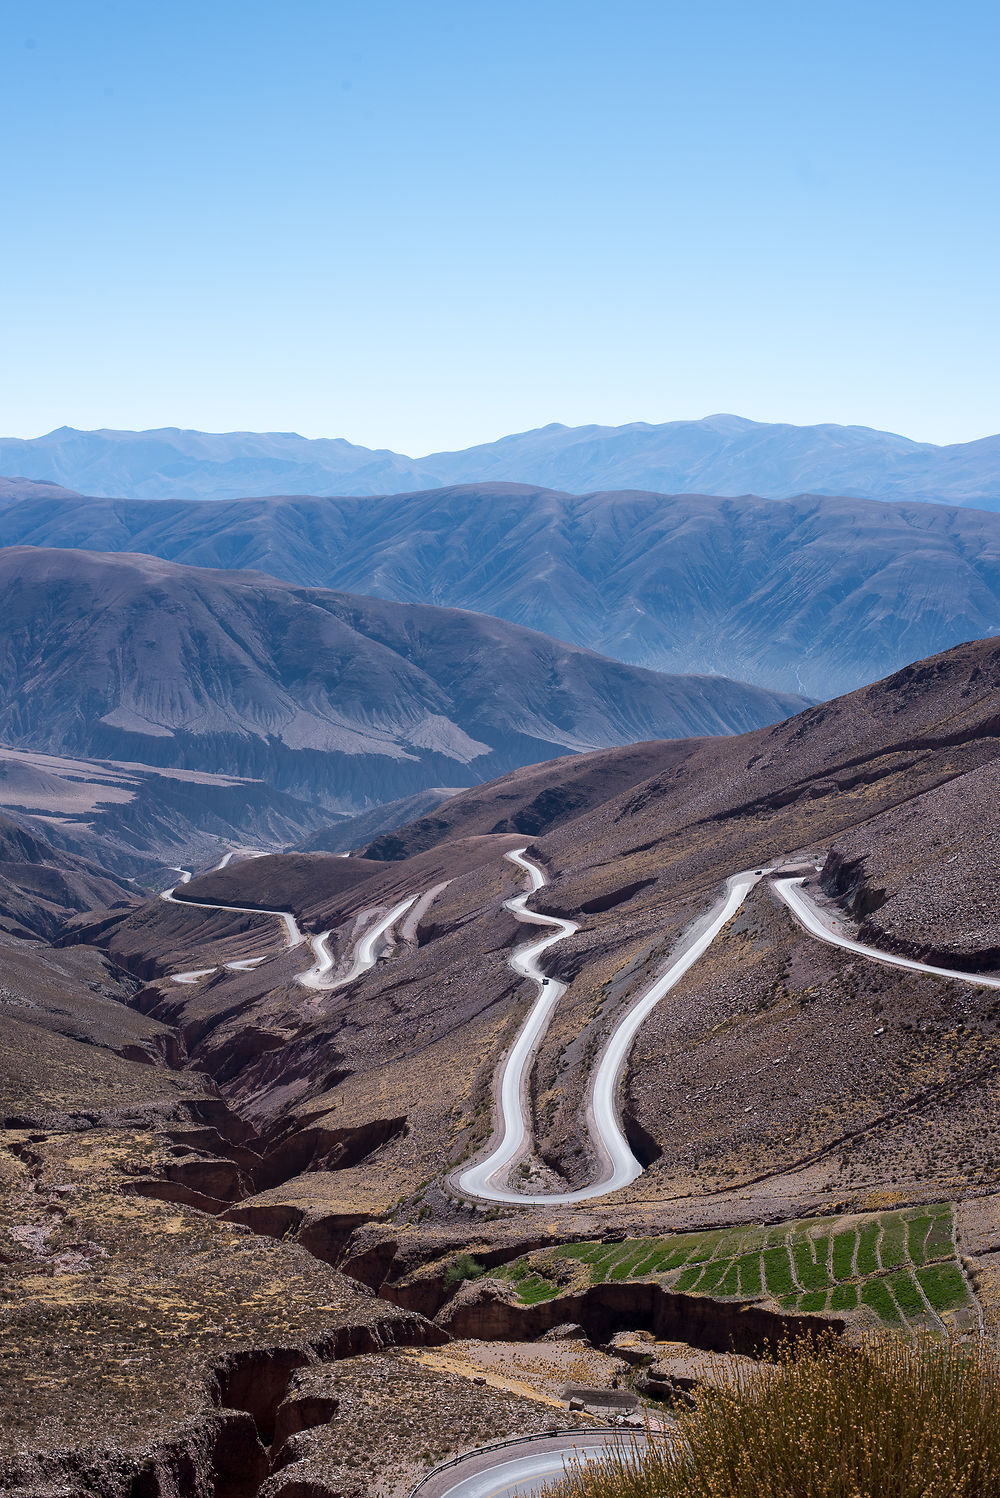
[495,1205,977,1334]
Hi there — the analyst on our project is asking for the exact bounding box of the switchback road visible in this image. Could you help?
[459,852,1000,1206]
[162,861,421,990]
[773,876,1000,990]
[458,851,769,1205]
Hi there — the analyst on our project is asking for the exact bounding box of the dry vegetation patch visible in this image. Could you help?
[541,1334,1000,1498]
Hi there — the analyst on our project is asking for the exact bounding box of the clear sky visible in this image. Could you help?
[1,0,997,451]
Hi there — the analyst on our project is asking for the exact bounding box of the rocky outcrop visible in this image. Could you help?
[820,763,1000,972]
[435,1277,844,1357]
[821,848,889,921]
[2,1292,446,1498]
[271,1395,340,1455]
[254,1118,408,1191]
[3,1409,270,1498]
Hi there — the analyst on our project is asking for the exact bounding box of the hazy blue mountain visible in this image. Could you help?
[1,415,999,505]
[425,415,1000,508]
[0,426,438,502]
[0,546,803,814]
[2,486,999,697]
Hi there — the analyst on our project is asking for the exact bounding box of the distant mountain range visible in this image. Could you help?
[0,547,801,816]
[2,485,999,697]
[2,414,999,505]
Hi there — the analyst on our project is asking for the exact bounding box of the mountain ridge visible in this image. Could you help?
[2,414,999,505]
[3,485,999,697]
[0,545,802,818]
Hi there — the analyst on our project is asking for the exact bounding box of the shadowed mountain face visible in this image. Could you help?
[0,745,331,876]
[3,487,999,697]
[0,547,802,816]
[0,810,132,939]
[2,415,1000,504]
[352,741,691,860]
[297,786,462,854]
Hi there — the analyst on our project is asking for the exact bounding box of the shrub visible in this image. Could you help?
[540,1332,1000,1498]
[442,1252,485,1289]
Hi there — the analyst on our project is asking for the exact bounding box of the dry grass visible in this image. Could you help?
[541,1333,1000,1498]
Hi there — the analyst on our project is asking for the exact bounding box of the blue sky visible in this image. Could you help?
[1,0,997,450]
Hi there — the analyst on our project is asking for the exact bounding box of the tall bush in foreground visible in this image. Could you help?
[542,1333,1000,1498]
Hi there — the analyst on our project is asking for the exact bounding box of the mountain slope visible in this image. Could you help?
[0,547,802,814]
[89,631,1000,1241]
[0,476,84,504]
[353,741,691,860]
[3,486,1000,696]
[2,415,1000,504]
[0,745,330,875]
[298,786,462,854]
[0,809,132,939]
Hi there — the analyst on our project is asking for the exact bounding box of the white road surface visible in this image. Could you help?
[458,851,767,1205]
[427,1447,600,1497]
[461,855,1000,1207]
[457,849,580,1203]
[212,848,268,871]
[164,849,1000,1196]
[162,879,303,948]
[297,896,417,989]
[773,876,1000,990]
[161,863,421,990]
[414,1433,639,1498]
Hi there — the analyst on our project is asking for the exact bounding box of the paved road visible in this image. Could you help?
[414,1432,639,1498]
[458,850,580,1202]
[773,875,1000,989]
[458,850,768,1205]
[161,860,421,990]
[298,895,418,990]
[460,855,1000,1206]
[212,848,267,871]
[165,849,1000,1200]
[161,875,303,948]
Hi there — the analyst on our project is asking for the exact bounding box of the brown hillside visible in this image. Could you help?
[69,633,1000,1250]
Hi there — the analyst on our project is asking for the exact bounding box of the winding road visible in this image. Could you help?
[457,851,769,1205]
[161,858,424,990]
[458,851,1000,1207]
[298,896,418,991]
[772,876,1000,990]
[410,1431,642,1498]
[161,872,303,947]
[164,846,1000,1204]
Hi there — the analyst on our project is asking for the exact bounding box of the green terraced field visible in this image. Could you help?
[494,1204,974,1334]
